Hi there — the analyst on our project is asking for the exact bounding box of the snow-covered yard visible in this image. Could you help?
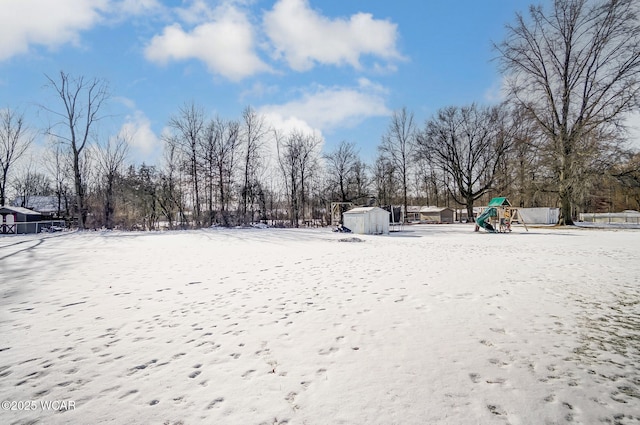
[0,225,638,424]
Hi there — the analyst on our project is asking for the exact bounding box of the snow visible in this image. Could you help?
[0,225,639,424]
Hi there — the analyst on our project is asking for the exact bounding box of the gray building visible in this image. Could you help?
[419,206,454,223]
[0,206,42,234]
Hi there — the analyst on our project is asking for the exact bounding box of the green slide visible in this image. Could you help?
[476,207,496,232]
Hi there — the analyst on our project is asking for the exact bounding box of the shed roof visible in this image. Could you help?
[419,206,452,213]
[0,205,41,216]
[344,207,389,215]
[12,196,58,213]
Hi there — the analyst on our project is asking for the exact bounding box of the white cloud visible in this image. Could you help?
[258,81,391,132]
[263,0,402,71]
[260,113,324,166]
[175,0,217,25]
[0,0,109,61]
[119,110,162,164]
[0,0,168,61]
[484,75,511,104]
[357,77,389,94]
[256,81,391,164]
[239,82,280,102]
[263,113,321,140]
[113,96,136,110]
[111,0,165,17]
[144,3,270,81]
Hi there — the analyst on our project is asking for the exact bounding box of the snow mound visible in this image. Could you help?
[338,237,364,242]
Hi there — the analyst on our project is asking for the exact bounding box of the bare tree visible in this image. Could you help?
[201,118,220,226]
[372,154,398,206]
[136,164,159,230]
[201,117,240,226]
[610,150,640,210]
[167,102,205,227]
[43,71,109,229]
[157,141,186,229]
[95,135,129,229]
[351,158,370,204]
[324,140,359,202]
[378,107,417,219]
[265,164,291,225]
[276,130,320,227]
[298,133,321,224]
[0,108,33,206]
[414,157,443,207]
[275,130,299,227]
[12,163,52,208]
[504,107,544,208]
[497,0,640,224]
[240,106,268,225]
[417,104,514,220]
[43,138,72,217]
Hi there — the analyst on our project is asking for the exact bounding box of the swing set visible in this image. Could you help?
[475,197,528,233]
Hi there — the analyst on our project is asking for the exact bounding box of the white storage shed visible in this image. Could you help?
[343,207,390,235]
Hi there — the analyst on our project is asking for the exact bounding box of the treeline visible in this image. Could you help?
[2,0,640,228]
[2,94,639,231]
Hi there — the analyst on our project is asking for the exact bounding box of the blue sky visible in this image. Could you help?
[1,0,545,165]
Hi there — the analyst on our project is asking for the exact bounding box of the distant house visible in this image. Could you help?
[419,206,454,224]
[343,207,390,235]
[0,206,42,234]
[406,206,455,223]
[406,206,422,222]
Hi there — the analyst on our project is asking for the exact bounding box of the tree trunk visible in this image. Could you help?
[73,149,86,229]
[0,168,7,206]
[105,178,114,229]
[403,173,408,222]
[466,192,475,224]
[558,190,574,225]
[218,164,227,226]
[191,153,200,227]
[243,151,250,225]
[558,137,574,226]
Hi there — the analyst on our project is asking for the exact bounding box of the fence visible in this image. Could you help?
[578,211,640,224]
[0,220,67,235]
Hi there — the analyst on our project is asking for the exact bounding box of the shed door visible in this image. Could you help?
[3,214,16,234]
[356,215,364,233]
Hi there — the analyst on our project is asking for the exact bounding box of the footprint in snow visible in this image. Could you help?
[242,369,256,378]
[206,397,224,409]
[487,404,506,416]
